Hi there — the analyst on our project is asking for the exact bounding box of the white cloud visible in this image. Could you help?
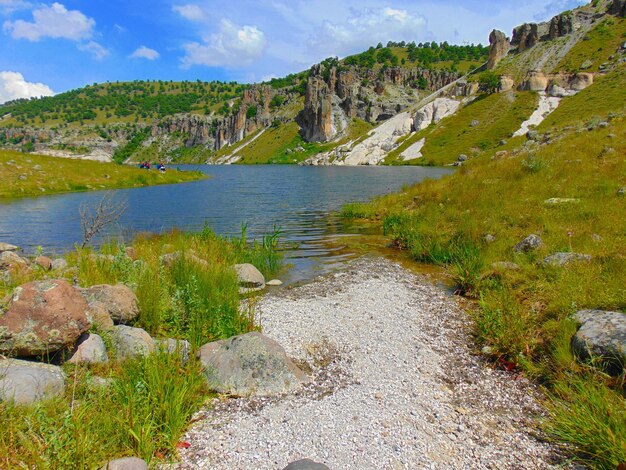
[0,0,31,14]
[181,19,266,68]
[307,7,427,58]
[78,40,109,60]
[130,45,160,60]
[3,2,95,41]
[172,4,205,21]
[0,71,54,104]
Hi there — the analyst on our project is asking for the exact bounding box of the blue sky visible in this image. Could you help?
[0,0,587,103]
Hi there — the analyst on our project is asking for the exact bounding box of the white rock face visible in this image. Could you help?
[341,112,413,166]
[413,98,460,131]
[513,92,561,137]
[400,138,426,161]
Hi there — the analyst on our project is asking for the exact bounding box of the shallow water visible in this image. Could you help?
[0,164,452,283]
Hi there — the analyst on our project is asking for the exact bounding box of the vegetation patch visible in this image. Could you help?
[0,150,206,198]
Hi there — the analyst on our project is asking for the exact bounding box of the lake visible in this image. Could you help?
[0,165,452,283]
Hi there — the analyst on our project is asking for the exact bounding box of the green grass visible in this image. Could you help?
[556,17,626,73]
[341,68,626,467]
[0,225,283,467]
[0,150,206,198]
[386,91,538,166]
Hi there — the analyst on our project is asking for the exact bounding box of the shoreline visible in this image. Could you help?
[177,256,559,469]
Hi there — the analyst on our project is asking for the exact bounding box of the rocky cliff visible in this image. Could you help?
[296,63,460,143]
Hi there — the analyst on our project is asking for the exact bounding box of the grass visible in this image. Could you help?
[341,67,626,468]
[0,150,206,198]
[556,17,626,73]
[0,225,283,467]
[385,91,538,166]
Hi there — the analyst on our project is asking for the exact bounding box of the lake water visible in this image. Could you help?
[0,165,452,283]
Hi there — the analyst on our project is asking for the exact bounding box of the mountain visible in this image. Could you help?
[0,0,624,168]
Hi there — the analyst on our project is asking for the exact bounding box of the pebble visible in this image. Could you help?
[176,257,559,469]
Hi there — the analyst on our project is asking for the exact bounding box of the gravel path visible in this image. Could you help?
[177,257,559,469]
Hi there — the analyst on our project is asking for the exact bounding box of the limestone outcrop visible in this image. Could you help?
[512,23,540,51]
[487,30,510,69]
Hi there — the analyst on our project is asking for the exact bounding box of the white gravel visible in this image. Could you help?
[176,257,559,469]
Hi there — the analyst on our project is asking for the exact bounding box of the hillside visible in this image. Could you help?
[0,42,488,165]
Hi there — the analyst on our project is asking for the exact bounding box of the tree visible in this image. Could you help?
[478,71,501,94]
[79,192,127,248]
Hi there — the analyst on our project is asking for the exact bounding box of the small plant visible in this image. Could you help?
[521,153,546,173]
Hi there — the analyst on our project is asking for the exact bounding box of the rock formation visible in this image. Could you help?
[549,13,574,39]
[487,30,510,69]
[512,23,540,51]
[610,0,626,17]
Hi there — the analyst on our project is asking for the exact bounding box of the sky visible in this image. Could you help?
[0,0,588,103]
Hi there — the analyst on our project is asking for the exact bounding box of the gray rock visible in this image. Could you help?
[234,263,266,292]
[283,459,331,470]
[544,198,580,205]
[99,457,148,470]
[572,310,626,375]
[267,279,283,286]
[542,252,592,267]
[0,358,65,405]
[67,333,109,364]
[513,234,543,253]
[0,242,18,253]
[155,338,191,364]
[469,120,480,127]
[51,258,68,271]
[457,154,468,162]
[0,251,28,270]
[198,331,309,397]
[484,234,496,244]
[111,325,154,361]
[526,130,539,141]
[83,284,139,324]
[617,187,626,196]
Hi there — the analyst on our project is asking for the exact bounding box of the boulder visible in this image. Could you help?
[499,75,515,92]
[542,252,591,267]
[67,333,109,364]
[155,338,191,364]
[111,325,154,361]
[86,301,115,330]
[512,23,539,51]
[198,331,309,397]
[83,284,139,324]
[0,358,65,404]
[51,258,68,271]
[514,234,543,253]
[572,310,626,375]
[234,263,266,291]
[0,280,91,356]
[570,73,593,91]
[0,251,28,271]
[0,242,18,253]
[99,457,148,470]
[34,256,53,271]
[487,30,510,69]
[520,71,548,91]
[283,459,331,470]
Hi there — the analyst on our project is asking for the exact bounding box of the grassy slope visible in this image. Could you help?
[343,67,626,467]
[385,91,538,166]
[556,16,626,73]
[0,150,206,198]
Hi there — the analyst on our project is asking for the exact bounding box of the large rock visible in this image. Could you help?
[610,0,626,17]
[0,242,18,253]
[512,23,539,51]
[520,71,548,91]
[0,280,91,356]
[99,457,148,470]
[487,29,510,69]
[548,13,573,39]
[83,284,139,324]
[283,459,331,470]
[542,252,592,267]
[0,358,65,404]
[86,301,115,330]
[51,258,68,271]
[111,325,154,361]
[513,234,543,253]
[67,333,109,364]
[34,256,53,271]
[570,73,594,91]
[572,310,626,375]
[198,331,309,397]
[0,251,28,271]
[234,263,266,291]
[499,75,515,92]
[296,65,335,142]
